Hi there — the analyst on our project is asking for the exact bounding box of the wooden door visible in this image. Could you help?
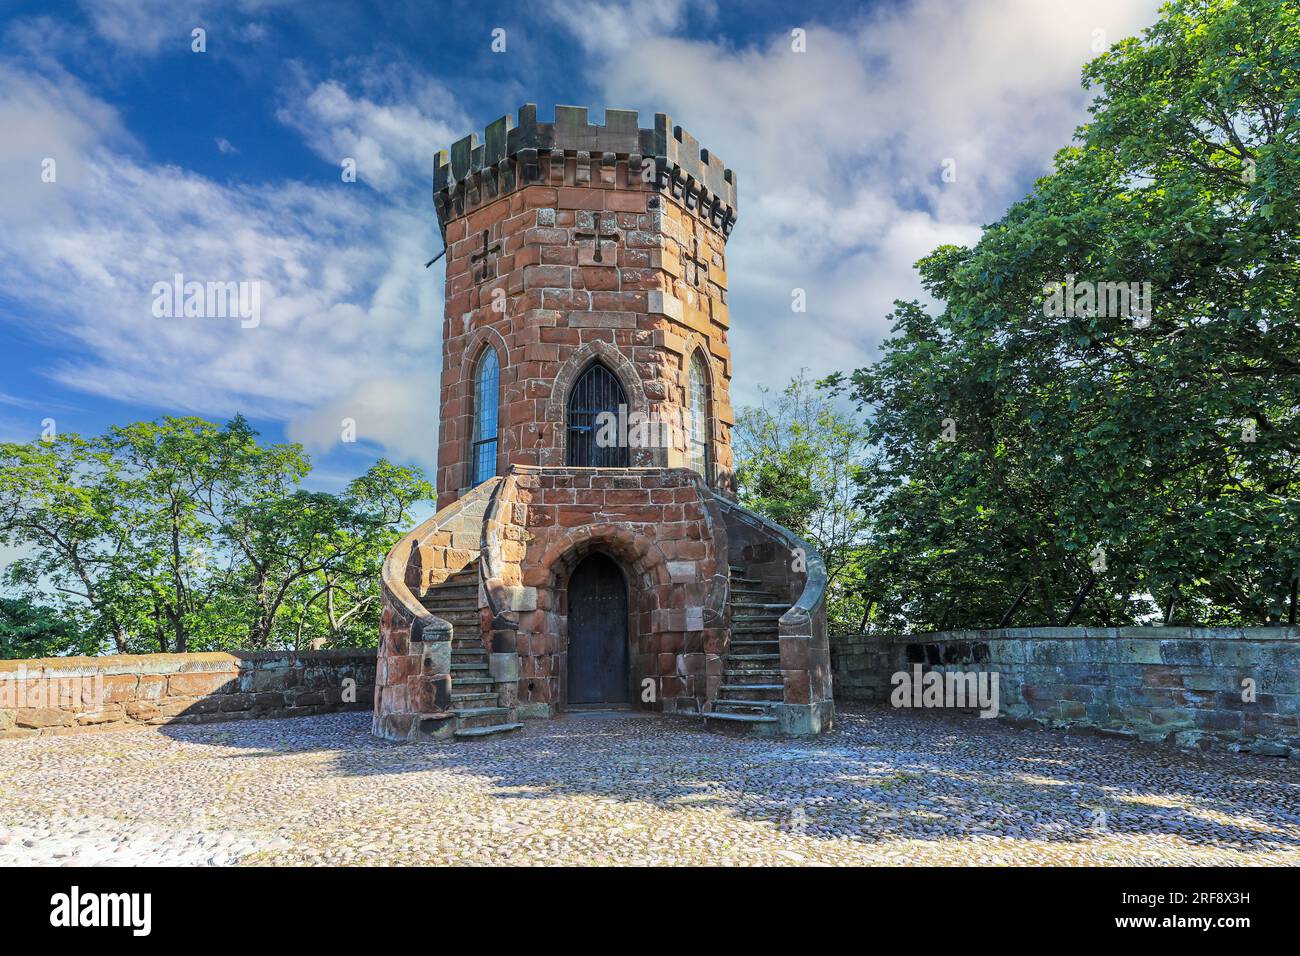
[567,553,629,705]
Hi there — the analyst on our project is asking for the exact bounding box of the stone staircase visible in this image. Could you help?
[419,568,522,740]
[704,563,785,733]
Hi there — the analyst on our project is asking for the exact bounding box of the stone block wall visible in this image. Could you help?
[434,107,737,504]
[483,465,729,717]
[831,628,1300,756]
[0,651,374,738]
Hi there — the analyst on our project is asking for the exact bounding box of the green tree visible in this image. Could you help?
[734,372,875,632]
[0,597,94,659]
[840,0,1300,630]
[221,460,430,649]
[0,434,135,652]
[0,418,431,655]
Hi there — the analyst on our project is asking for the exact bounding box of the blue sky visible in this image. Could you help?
[0,0,1163,492]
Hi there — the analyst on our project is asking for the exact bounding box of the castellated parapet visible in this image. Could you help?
[433,104,738,237]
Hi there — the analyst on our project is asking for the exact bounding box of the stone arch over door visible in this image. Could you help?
[534,529,668,711]
[543,340,660,467]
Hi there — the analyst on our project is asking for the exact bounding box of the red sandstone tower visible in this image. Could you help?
[374,105,832,742]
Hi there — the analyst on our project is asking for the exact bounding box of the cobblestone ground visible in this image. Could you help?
[1,706,1298,866]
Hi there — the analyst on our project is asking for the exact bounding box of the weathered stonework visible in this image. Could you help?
[0,651,374,738]
[482,466,729,717]
[434,105,737,502]
[831,627,1300,757]
[373,106,832,742]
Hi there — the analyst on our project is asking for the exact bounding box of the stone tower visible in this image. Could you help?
[373,106,832,743]
[432,104,738,503]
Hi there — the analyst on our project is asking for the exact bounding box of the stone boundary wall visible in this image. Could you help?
[831,628,1300,758]
[0,650,375,738]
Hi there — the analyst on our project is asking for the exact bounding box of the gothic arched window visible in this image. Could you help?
[472,347,499,485]
[687,350,712,483]
[567,363,629,467]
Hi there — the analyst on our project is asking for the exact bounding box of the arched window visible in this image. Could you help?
[471,348,499,485]
[567,363,629,467]
[687,350,712,482]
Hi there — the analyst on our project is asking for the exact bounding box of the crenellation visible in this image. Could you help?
[434,104,738,238]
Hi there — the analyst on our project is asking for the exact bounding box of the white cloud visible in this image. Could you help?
[0,57,461,470]
[276,60,467,194]
[75,0,293,55]
[77,0,204,55]
[569,0,1164,401]
[545,0,713,55]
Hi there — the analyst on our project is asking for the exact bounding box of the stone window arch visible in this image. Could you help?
[545,340,653,466]
[471,345,500,485]
[567,362,629,467]
[687,348,712,483]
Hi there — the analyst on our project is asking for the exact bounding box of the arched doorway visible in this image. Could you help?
[566,553,629,707]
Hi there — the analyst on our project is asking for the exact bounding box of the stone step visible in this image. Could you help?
[717,688,783,703]
[419,604,478,617]
[704,712,778,726]
[719,682,784,693]
[729,641,780,651]
[731,602,788,610]
[423,581,477,597]
[453,706,512,730]
[426,619,478,630]
[451,662,491,673]
[453,677,496,693]
[418,605,477,618]
[451,691,498,705]
[728,655,774,671]
[454,722,524,739]
[428,594,477,607]
[712,699,778,711]
[421,608,479,621]
[723,668,782,680]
